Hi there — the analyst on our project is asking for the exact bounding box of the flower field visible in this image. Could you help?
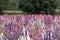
[0,14,60,40]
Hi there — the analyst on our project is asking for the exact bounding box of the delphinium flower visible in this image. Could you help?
[3,25,11,39]
[55,16,59,23]
[2,14,60,40]
[53,20,58,31]
[59,16,60,24]
[4,24,11,33]
[37,30,43,40]
[29,16,38,40]
[4,16,16,40]
[36,17,41,27]
[22,19,28,26]
[42,15,49,40]
[29,33,33,39]
[49,25,55,40]
[17,27,23,40]
[44,31,48,40]
[50,18,58,40]
[44,15,50,26]
[0,17,4,40]
[57,30,60,40]
[16,15,22,22]
[35,27,43,40]
[55,16,60,40]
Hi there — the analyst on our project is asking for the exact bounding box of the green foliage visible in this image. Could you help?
[18,0,57,14]
[0,0,9,14]
[0,0,18,11]
[56,0,60,8]
[49,0,57,15]
[0,0,9,10]
[7,0,19,11]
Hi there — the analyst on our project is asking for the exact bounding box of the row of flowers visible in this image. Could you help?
[0,14,60,40]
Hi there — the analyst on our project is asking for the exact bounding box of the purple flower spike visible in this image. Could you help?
[29,34,32,38]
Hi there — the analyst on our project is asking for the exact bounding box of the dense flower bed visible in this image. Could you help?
[0,14,60,40]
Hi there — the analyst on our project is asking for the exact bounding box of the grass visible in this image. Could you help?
[56,9,60,15]
[56,12,60,15]
[3,9,60,15]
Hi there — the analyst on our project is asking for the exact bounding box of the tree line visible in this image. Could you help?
[0,0,57,15]
[19,0,57,15]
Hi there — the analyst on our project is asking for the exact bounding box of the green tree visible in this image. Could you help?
[0,0,9,14]
[18,0,57,14]
[18,0,43,14]
[49,0,57,15]
[0,0,9,10]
